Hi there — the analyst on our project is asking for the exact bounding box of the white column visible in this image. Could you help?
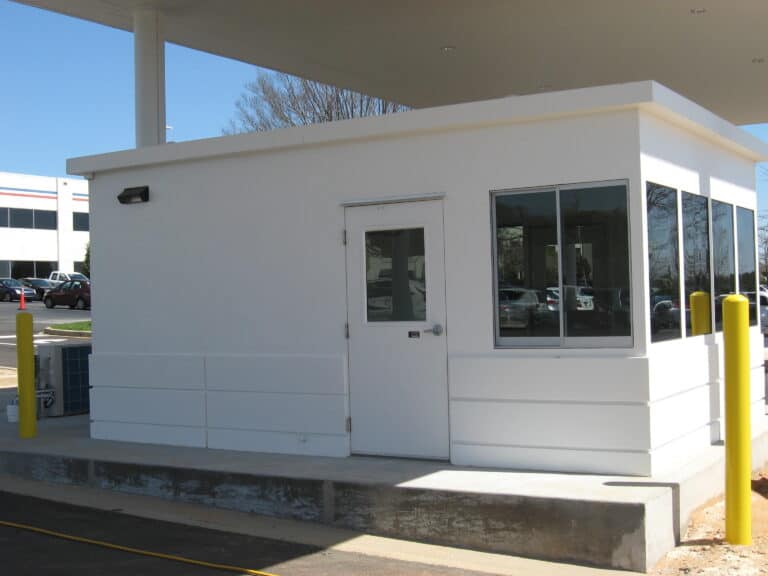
[133,9,166,147]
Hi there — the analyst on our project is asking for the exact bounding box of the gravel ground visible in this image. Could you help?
[651,468,768,575]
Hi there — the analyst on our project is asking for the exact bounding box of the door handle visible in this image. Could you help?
[423,324,444,336]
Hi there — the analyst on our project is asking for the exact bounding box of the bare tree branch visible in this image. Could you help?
[224,72,409,134]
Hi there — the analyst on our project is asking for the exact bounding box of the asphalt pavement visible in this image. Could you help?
[0,491,497,576]
[0,300,90,368]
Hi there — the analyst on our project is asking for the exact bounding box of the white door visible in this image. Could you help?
[345,200,448,459]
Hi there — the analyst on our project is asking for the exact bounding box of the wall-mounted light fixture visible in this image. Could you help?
[118,186,149,204]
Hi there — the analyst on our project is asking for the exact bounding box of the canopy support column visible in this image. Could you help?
[133,9,165,147]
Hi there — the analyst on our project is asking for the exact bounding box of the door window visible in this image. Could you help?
[365,228,426,322]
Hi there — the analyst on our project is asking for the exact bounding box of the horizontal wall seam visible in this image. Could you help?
[91,419,202,430]
[93,386,205,392]
[451,440,649,454]
[450,397,646,407]
[649,421,714,452]
[648,382,711,406]
[207,427,347,437]
[206,390,347,397]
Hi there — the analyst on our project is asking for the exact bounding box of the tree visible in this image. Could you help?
[225,72,409,134]
[82,241,91,279]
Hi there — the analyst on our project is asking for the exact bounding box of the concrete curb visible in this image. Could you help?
[0,450,657,571]
[43,328,92,338]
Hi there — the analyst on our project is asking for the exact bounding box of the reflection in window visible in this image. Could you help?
[0,261,9,277]
[493,181,631,346]
[737,207,757,325]
[0,208,7,227]
[73,212,90,232]
[682,193,711,335]
[365,228,426,322]
[712,201,735,331]
[495,192,559,339]
[560,185,630,338]
[35,261,56,278]
[11,261,34,279]
[34,210,57,230]
[9,208,33,229]
[647,183,680,342]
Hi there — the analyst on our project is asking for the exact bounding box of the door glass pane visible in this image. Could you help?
[712,200,735,331]
[494,191,559,339]
[647,183,680,342]
[682,192,710,335]
[366,228,426,322]
[561,184,631,338]
[737,207,757,325]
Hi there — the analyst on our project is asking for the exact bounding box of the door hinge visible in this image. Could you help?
[345,322,349,339]
[342,229,347,245]
[346,417,352,433]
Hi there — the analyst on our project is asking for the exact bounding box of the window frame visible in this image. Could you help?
[491,179,633,349]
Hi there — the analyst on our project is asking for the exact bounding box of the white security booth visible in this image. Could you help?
[70,81,768,477]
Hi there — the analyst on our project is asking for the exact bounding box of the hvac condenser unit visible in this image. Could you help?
[36,342,91,417]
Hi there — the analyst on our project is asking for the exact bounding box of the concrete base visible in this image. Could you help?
[1,415,767,572]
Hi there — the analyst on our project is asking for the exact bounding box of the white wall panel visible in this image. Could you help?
[451,401,649,451]
[91,420,206,447]
[206,354,346,394]
[90,388,205,427]
[451,443,650,476]
[207,428,348,457]
[206,391,346,435]
[449,356,650,403]
[91,354,205,390]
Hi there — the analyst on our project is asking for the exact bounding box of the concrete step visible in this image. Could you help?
[3,415,765,572]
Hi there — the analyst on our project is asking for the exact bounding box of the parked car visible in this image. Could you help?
[21,277,56,299]
[498,287,550,329]
[0,278,37,302]
[48,271,89,283]
[43,280,91,309]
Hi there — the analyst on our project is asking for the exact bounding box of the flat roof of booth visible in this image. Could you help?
[14,0,768,125]
[66,81,768,177]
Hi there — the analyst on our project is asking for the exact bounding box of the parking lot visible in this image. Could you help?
[0,300,90,368]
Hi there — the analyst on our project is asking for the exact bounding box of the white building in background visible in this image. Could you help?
[0,171,90,279]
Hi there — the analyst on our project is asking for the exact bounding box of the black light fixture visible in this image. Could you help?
[118,186,150,204]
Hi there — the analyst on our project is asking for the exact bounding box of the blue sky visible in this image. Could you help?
[1,1,767,208]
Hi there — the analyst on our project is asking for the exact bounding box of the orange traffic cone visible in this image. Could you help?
[18,288,26,311]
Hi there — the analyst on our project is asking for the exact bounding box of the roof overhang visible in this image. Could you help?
[13,0,768,126]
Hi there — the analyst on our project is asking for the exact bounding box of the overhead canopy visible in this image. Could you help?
[14,0,768,125]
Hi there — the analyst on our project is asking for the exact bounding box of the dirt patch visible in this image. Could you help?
[651,468,768,575]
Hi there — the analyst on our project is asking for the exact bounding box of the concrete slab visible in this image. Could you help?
[0,415,766,572]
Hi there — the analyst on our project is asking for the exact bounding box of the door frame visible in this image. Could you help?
[342,194,450,459]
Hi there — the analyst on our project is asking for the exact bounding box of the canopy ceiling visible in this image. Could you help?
[14,0,768,125]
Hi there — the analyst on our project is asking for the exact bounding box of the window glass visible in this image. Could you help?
[9,208,33,228]
[365,228,426,322]
[34,210,57,230]
[0,261,9,277]
[682,193,711,335]
[73,212,89,232]
[647,183,680,342]
[11,261,34,279]
[0,208,8,227]
[560,184,630,339]
[712,201,735,331]
[35,261,56,278]
[495,191,559,339]
[737,207,757,325]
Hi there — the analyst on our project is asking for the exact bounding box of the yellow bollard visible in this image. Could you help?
[16,312,36,439]
[723,294,751,545]
[690,291,711,335]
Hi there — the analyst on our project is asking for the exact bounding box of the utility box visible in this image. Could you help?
[36,342,91,417]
